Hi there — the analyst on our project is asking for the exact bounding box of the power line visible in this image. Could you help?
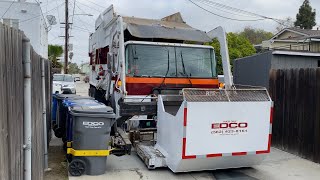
[71,0,76,23]
[34,0,41,5]
[72,27,89,32]
[39,0,61,8]
[74,16,92,32]
[188,0,264,22]
[75,3,96,22]
[73,25,91,32]
[68,1,93,36]
[55,0,62,35]
[69,0,76,36]
[46,0,48,12]
[196,0,263,18]
[1,1,15,19]
[196,0,284,24]
[64,0,69,74]
[20,2,65,24]
[197,0,272,19]
[35,0,50,29]
[49,33,63,42]
[76,0,101,12]
[84,0,106,11]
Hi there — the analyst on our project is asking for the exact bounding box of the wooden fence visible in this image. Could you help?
[269,68,320,163]
[0,23,51,179]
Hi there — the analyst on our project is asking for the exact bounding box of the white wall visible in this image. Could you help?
[0,1,48,58]
[80,63,91,74]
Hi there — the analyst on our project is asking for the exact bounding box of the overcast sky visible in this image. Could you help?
[36,0,320,65]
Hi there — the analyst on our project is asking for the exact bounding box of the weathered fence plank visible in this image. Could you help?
[31,49,45,179]
[0,21,10,180]
[270,68,320,163]
[45,60,52,143]
[0,22,51,180]
[0,23,25,180]
[315,69,320,163]
[7,23,24,180]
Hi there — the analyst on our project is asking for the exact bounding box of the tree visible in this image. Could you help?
[275,17,295,32]
[239,27,274,45]
[294,0,316,29]
[48,44,63,68]
[68,63,81,74]
[207,33,256,75]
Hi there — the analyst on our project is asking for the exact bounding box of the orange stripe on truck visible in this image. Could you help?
[126,77,219,85]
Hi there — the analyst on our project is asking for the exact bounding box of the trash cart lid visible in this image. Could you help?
[54,94,80,100]
[64,99,101,107]
[70,105,115,118]
[63,98,96,104]
[55,94,93,100]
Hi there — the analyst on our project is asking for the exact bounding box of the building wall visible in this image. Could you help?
[0,1,48,58]
[270,41,311,51]
[262,41,320,52]
[233,51,272,88]
[262,30,320,52]
[80,63,91,74]
[275,31,303,40]
[234,51,320,88]
[271,54,319,69]
[310,42,320,52]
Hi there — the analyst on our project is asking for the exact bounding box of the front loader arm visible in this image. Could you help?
[207,26,233,89]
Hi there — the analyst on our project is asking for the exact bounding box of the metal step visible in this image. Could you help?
[136,144,167,169]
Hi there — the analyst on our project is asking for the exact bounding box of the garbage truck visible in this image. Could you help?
[88,5,273,173]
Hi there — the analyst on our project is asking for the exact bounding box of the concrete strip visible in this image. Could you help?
[69,82,320,180]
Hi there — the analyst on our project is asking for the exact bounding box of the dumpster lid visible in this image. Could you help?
[71,105,114,115]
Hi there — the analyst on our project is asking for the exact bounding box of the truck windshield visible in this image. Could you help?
[125,44,216,78]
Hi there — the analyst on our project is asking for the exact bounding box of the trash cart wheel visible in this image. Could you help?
[69,159,85,176]
[62,136,67,143]
[66,154,73,163]
[54,127,63,138]
[53,124,58,131]
[62,142,67,152]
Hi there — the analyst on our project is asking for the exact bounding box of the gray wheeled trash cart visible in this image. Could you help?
[67,105,115,176]
[53,94,81,138]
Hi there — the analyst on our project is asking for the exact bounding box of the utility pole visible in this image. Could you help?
[64,0,69,74]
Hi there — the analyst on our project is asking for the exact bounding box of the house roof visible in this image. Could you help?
[272,50,320,57]
[122,14,212,43]
[278,35,308,41]
[271,27,320,41]
[288,27,320,37]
